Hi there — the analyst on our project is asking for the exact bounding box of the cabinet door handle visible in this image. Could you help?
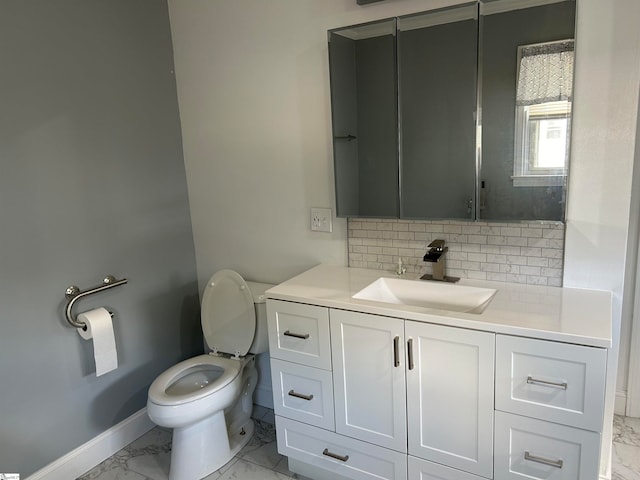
[283,330,310,339]
[524,451,563,469]
[393,335,400,367]
[407,338,414,370]
[323,448,349,462]
[526,376,567,390]
[288,390,314,401]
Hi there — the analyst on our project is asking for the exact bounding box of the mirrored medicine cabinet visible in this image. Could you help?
[328,0,576,222]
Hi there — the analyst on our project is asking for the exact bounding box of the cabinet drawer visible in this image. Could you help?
[271,358,335,431]
[408,455,485,480]
[494,411,600,480]
[276,415,407,480]
[495,335,606,431]
[267,300,331,370]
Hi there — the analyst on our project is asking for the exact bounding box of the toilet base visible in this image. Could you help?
[168,412,254,480]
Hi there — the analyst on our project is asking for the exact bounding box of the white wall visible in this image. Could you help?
[168,0,640,427]
[564,0,640,431]
[563,0,640,472]
[167,0,468,290]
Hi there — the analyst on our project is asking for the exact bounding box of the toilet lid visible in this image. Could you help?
[201,270,256,356]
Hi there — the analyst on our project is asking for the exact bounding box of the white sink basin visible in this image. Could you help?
[352,277,497,314]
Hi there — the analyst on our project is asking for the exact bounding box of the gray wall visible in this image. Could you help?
[0,1,200,476]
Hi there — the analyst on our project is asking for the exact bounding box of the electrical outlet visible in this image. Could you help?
[311,207,333,232]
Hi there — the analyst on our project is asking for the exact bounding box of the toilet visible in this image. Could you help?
[147,269,273,480]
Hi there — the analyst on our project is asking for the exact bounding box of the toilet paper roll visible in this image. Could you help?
[77,307,118,376]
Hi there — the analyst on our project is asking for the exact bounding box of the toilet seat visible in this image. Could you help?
[201,270,256,357]
[148,354,243,407]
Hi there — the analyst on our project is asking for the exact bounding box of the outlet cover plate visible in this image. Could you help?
[311,207,333,232]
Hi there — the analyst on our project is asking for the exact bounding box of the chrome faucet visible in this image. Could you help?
[421,239,459,283]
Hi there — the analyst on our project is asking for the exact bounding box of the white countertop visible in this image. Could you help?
[265,264,612,348]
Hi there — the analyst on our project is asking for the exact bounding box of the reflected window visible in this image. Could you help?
[513,40,574,187]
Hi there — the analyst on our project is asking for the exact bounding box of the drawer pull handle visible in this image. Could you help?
[323,448,349,462]
[527,376,568,390]
[407,338,414,370]
[524,451,563,469]
[288,390,314,401]
[283,330,310,339]
[393,336,400,367]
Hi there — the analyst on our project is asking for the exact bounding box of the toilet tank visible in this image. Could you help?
[246,281,274,354]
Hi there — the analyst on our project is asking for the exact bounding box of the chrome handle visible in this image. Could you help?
[524,451,563,469]
[323,448,349,462]
[393,336,400,367]
[527,376,567,390]
[283,330,310,340]
[288,390,314,401]
[407,338,414,370]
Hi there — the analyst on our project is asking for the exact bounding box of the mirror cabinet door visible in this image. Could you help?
[398,4,478,220]
[328,0,576,222]
[329,19,399,218]
[479,0,575,221]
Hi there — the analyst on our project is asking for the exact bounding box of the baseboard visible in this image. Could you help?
[253,384,274,409]
[25,408,154,480]
[615,390,627,416]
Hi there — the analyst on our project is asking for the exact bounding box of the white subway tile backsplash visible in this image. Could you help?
[348,218,565,286]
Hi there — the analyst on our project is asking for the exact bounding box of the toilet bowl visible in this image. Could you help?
[147,270,272,480]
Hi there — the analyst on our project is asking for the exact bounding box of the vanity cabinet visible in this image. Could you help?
[269,300,407,480]
[267,298,607,480]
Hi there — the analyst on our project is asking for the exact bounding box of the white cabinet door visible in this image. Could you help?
[408,455,486,480]
[494,411,600,480]
[406,321,495,479]
[267,300,332,370]
[495,335,606,432]
[330,309,407,453]
[271,358,335,431]
[276,416,408,480]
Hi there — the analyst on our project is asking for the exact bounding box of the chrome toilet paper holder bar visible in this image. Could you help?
[64,275,128,329]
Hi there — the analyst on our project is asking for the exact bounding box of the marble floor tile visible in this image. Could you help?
[77,409,290,480]
[126,452,171,480]
[217,458,294,480]
[612,442,640,480]
[77,461,148,480]
[79,409,640,480]
[614,415,640,446]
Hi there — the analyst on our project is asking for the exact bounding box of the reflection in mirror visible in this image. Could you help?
[398,4,478,219]
[479,0,576,221]
[329,19,398,218]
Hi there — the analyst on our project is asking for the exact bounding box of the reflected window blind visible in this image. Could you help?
[516,40,574,106]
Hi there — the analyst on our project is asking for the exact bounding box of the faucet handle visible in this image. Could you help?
[428,239,445,251]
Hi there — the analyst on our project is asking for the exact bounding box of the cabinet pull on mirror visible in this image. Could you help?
[323,448,349,462]
[524,451,563,469]
[288,390,314,401]
[407,338,414,370]
[393,335,400,367]
[526,376,567,390]
[334,134,357,141]
[283,330,310,340]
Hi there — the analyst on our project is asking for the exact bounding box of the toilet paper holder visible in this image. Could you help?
[64,275,128,329]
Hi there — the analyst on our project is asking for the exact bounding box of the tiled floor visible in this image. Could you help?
[613,415,640,480]
[79,409,640,480]
[77,406,294,480]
